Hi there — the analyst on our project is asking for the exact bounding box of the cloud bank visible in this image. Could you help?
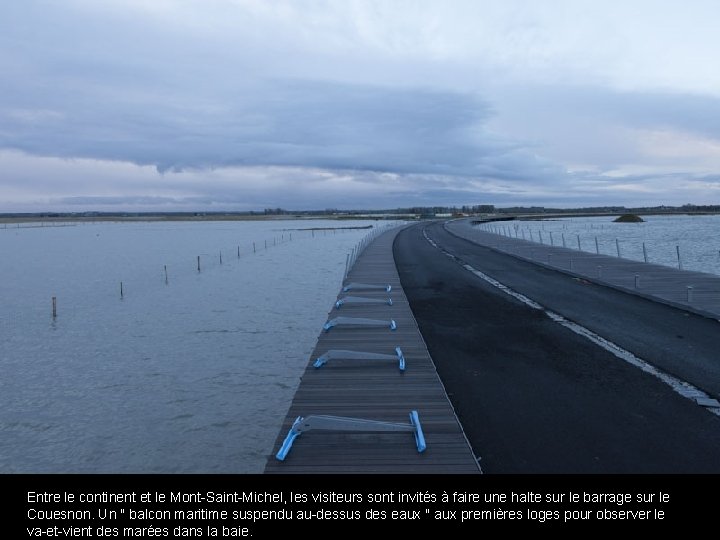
[1,0,720,211]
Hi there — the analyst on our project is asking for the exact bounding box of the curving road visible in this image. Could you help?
[393,221,720,473]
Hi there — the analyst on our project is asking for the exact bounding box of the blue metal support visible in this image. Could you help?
[335,296,393,309]
[323,317,397,332]
[275,410,427,461]
[342,283,392,293]
[313,346,406,371]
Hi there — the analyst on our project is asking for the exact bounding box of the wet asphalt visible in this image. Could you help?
[393,221,720,473]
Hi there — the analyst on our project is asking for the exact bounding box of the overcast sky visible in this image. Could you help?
[2,0,720,212]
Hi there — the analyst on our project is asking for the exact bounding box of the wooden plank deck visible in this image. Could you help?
[446,219,720,319]
[264,227,481,474]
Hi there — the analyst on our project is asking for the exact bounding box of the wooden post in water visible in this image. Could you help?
[595,236,599,254]
[237,246,240,258]
[164,265,168,284]
[265,240,267,249]
[197,255,201,272]
[577,234,581,250]
[52,296,57,318]
[220,251,223,265]
[253,242,256,253]
[120,281,124,299]
[676,246,683,270]
[643,243,648,263]
[616,238,621,257]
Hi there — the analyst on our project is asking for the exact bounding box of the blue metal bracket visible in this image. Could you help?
[313,346,406,371]
[343,283,392,293]
[335,296,393,309]
[275,416,303,461]
[323,317,397,332]
[409,410,426,453]
[275,410,427,461]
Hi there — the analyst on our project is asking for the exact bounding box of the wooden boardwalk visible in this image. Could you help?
[264,227,480,474]
[446,219,720,320]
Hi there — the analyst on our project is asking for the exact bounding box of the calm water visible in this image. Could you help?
[0,219,384,473]
[478,214,720,277]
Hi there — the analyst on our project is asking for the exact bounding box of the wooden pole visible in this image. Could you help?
[120,281,124,299]
[197,255,201,272]
[52,296,57,318]
[164,265,168,284]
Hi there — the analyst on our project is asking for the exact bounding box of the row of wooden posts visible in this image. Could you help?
[50,232,302,317]
[484,223,692,269]
[480,225,703,306]
[49,227,363,317]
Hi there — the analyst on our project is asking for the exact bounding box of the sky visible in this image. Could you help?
[2,0,720,212]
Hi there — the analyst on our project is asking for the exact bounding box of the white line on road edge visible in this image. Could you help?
[423,228,720,417]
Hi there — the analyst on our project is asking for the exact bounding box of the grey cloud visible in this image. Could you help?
[1,76,508,176]
[58,196,181,206]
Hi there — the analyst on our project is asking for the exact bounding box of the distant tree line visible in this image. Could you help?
[4,203,720,220]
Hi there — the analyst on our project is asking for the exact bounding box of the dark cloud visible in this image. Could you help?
[0,77,503,176]
[2,2,720,211]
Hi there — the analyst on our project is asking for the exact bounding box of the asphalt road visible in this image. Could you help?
[393,221,720,473]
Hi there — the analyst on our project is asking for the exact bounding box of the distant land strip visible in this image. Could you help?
[1,203,719,224]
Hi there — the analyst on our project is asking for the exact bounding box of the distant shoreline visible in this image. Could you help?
[2,208,718,225]
[0,213,408,225]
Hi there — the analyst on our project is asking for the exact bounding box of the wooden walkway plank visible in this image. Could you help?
[264,226,481,474]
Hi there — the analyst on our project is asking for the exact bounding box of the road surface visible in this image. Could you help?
[393,221,720,473]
